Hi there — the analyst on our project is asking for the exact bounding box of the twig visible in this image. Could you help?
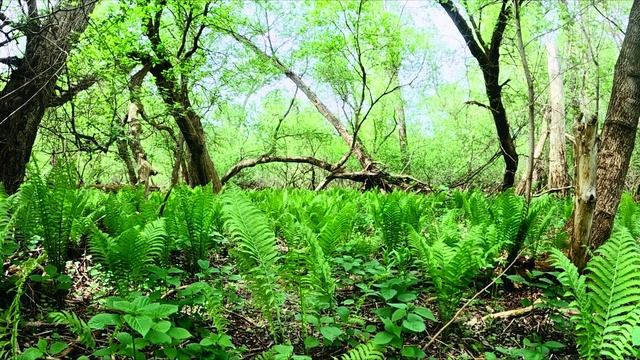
[422,250,524,350]
[481,298,542,321]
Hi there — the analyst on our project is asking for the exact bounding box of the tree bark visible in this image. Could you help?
[516,110,549,195]
[570,115,597,271]
[393,75,410,173]
[143,7,223,192]
[513,0,535,203]
[590,0,640,250]
[546,39,570,194]
[439,0,518,189]
[0,1,96,194]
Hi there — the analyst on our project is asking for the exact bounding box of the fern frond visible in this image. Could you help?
[49,311,95,348]
[222,191,284,329]
[335,342,384,360]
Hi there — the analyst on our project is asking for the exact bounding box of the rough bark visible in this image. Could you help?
[590,0,640,250]
[116,135,138,185]
[516,110,549,195]
[439,0,518,189]
[143,6,223,192]
[0,1,96,194]
[546,39,570,194]
[570,115,597,271]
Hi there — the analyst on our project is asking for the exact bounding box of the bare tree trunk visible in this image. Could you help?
[546,39,570,194]
[516,110,549,194]
[0,1,96,194]
[391,75,410,173]
[570,115,597,271]
[513,0,535,202]
[590,0,640,250]
[143,8,223,192]
[439,0,518,189]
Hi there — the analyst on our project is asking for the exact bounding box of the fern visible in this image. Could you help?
[410,227,482,321]
[317,203,355,256]
[222,190,284,333]
[14,165,90,271]
[165,186,221,271]
[551,228,640,359]
[90,218,166,290]
[335,342,385,360]
[49,311,95,348]
[381,195,404,250]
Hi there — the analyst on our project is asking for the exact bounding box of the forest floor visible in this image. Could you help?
[15,254,579,359]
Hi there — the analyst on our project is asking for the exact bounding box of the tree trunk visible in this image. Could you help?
[391,75,410,173]
[590,0,640,250]
[546,39,570,194]
[513,0,535,202]
[516,110,549,194]
[144,10,223,193]
[570,115,597,270]
[439,0,518,189]
[0,1,96,194]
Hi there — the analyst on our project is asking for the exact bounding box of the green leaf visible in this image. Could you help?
[18,348,43,360]
[48,341,68,355]
[397,292,417,302]
[116,332,133,345]
[304,336,321,349]
[88,313,121,329]
[145,329,172,344]
[153,320,172,333]
[167,327,192,339]
[37,339,47,352]
[141,303,179,318]
[633,327,640,346]
[379,288,397,301]
[542,341,565,349]
[123,314,153,337]
[373,331,395,345]
[401,345,426,359]
[391,308,407,322]
[412,307,436,321]
[402,314,426,332]
[320,326,343,342]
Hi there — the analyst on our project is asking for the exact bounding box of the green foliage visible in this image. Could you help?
[551,228,640,359]
[15,165,90,271]
[90,219,166,290]
[410,226,483,321]
[0,255,46,359]
[165,186,222,272]
[335,342,385,360]
[49,311,96,348]
[222,190,284,333]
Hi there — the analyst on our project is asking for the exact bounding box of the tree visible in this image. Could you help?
[589,0,640,251]
[0,1,97,194]
[546,36,570,193]
[139,0,223,192]
[439,0,518,189]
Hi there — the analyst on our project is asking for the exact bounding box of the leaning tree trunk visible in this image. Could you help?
[589,0,640,250]
[144,9,223,192]
[546,39,570,194]
[0,1,96,194]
